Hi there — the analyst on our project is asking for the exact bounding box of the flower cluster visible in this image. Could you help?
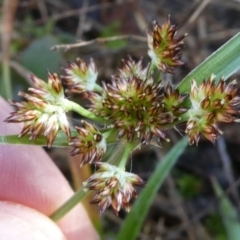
[62,58,98,93]
[88,59,187,145]
[4,15,240,216]
[186,75,240,145]
[147,15,187,73]
[83,163,144,215]
[5,73,71,147]
[70,120,106,166]
[118,57,148,79]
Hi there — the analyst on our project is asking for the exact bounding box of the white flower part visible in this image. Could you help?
[98,136,107,154]
[57,108,70,132]
[35,113,49,125]
[147,33,161,68]
[148,48,159,68]
[188,79,206,119]
[85,64,98,91]
[44,114,58,135]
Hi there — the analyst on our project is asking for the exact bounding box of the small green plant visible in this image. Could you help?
[2,15,240,239]
[204,212,227,240]
[177,173,202,199]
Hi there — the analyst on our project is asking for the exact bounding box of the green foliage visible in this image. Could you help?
[212,177,240,240]
[204,212,227,240]
[178,33,240,94]
[22,16,55,38]
[100,21,127,49]
[0,132,69,147]
[19,36,63,79]
[177,173,201,199]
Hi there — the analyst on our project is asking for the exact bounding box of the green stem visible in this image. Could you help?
[0,133,69,147]
[50,187,89,222]
[1,62,12,99]
[146,61,156,79]
[94,84,102,93]
[116,137,188,240]
[118,142,136,170]
[154,67,162,83]
[65,99,104,122]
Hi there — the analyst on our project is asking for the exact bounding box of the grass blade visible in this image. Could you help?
[0,133,69,147]
[117,137,188,240]
[178,33,240,93]
[211,177,240,240]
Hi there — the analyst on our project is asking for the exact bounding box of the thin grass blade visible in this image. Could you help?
[178,33,240,93]
[211,177,240,240]
[117,137,188,240]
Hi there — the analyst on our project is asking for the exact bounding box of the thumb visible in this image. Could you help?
[0,201,65,240]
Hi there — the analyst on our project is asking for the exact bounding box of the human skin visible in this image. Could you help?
[0,97,99,240]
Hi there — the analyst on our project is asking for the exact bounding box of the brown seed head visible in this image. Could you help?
[84,162,144,215]
[62,58,98,93]
[118,57,148,80]
[5,73,70,147]
[89,76,177,144]
[70,120,106,166]
[186,75,240,145]
[147,15,187,73]
[162,83,188,115]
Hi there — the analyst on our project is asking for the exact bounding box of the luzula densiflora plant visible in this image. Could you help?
[5,16,240,215]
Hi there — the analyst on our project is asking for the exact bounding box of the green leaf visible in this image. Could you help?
[178,33,240,93]
[211,177,240,240]
[0,132,69,147]
[19,36,63,79]
[117,137,188,240]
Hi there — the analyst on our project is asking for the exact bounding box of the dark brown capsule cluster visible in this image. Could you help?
[147,15,187,73]
[88,61,187,144]
[162,83,188,116]
[186,75,240,145]
[118,57,148,80]
[70,120,106,166]
[83,162,144,215]
[5,73,70,147]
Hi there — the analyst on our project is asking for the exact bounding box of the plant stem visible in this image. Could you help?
[94,84,102,93]
[118,142,136,170]
[50,187,89,222]
[1,0,18,100]
[0,133,69,147]
[146,61,156,79]
[1,62,12,99]
[116,137,188,240]
[154,67,162,83]
[65,99,104,122]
